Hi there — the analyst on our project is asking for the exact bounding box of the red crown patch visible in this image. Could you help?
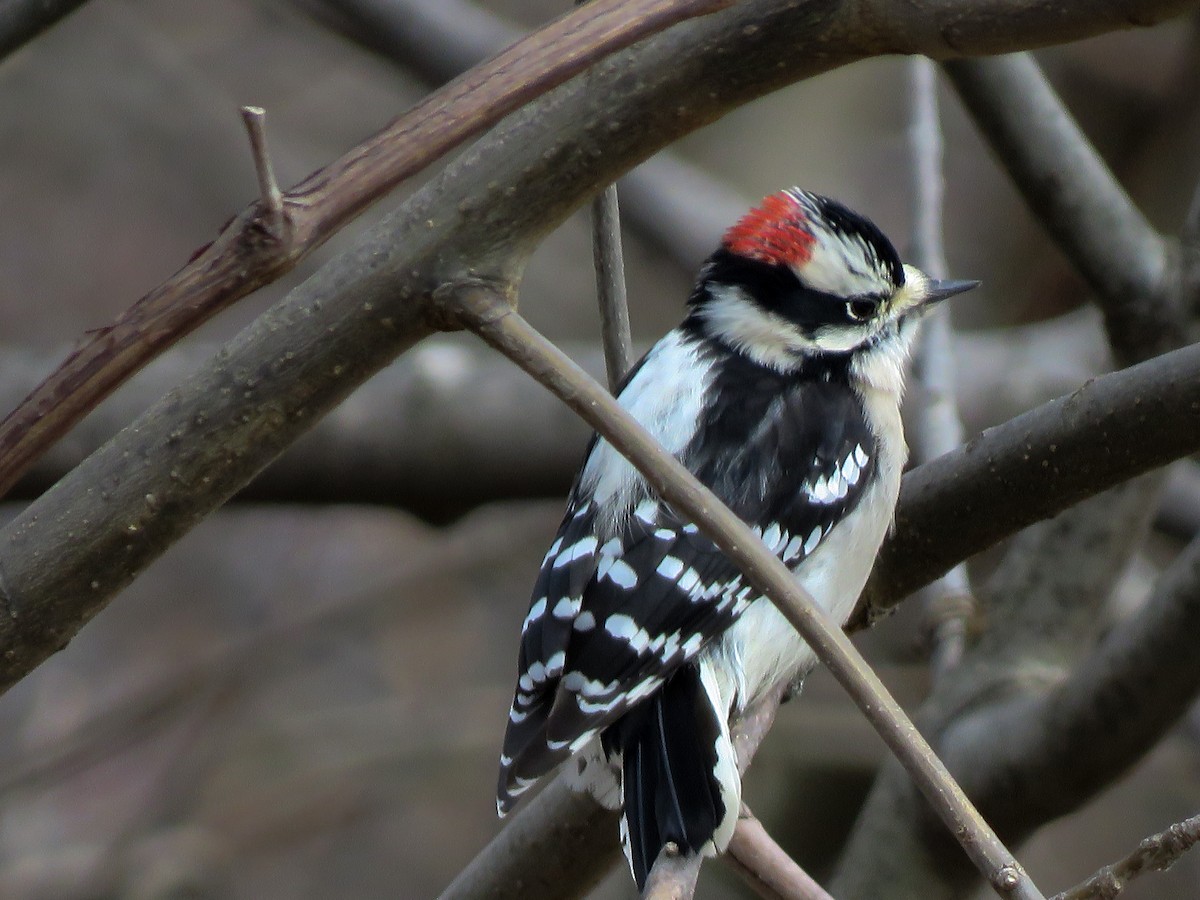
[722,191,815,268]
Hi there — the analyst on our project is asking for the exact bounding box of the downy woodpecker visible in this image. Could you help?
[496,188,977,887]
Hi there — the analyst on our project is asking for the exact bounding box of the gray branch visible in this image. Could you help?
[943,54,1180,362]
[2,0,1185,695]
[838,47,1196,899]
[906,55,975,678]
[0,0,93,60]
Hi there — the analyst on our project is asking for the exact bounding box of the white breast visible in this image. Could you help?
[707,372,909,714]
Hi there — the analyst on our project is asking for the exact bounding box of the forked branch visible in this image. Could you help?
[0,0,729,501]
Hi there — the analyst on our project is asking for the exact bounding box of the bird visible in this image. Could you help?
[495,187,978,888]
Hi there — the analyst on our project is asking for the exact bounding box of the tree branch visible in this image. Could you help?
[298,0,750,275]
[590,184,634,389]
[726,811,836,900]
[0,0,730,501]
[906,55,975,678]
[0,0,93,59]
[1051,813,1200,900]
[863,339,1200,620]
[943,53,1180,362]
[951,531,1200,842]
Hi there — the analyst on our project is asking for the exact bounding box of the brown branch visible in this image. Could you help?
[300,0,751,276]
[0,0,730,501]
[1050,813,1200,900]
[590,184,633,389]
[726,811,835,900]
[949,531,1200,842]
[446,283,1043,899]
[643,844,701,900]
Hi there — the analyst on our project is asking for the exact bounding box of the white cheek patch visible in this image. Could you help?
[701,285,818,371]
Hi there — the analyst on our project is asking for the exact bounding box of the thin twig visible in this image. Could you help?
[576,0,634,389]
[591,185,634,389]
[907,55,976,678]
[1051,814,1200,900]
[726,808,834,900]
[238,106,285,237]
[446,282,1045,900]
[0,0,732,501]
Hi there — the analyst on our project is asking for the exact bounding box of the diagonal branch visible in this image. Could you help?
[0,0,730,501]
[726,811,836,900]
[1050,813,1200,900]
[943,53,1180,362]
[862,339,1200,620]
[299,0,751,275]
[445,282,1044,899]
[952,532,1200,841]
[0,0,93,59]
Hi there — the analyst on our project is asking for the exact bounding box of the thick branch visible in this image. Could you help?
[0,0,729,501]
[863,340,1200,619]
[301,0,749,275]
[950,532,1200,839]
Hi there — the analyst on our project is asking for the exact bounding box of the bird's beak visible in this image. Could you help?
[924,279,980,305]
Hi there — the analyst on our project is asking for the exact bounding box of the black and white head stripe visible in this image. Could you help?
[496,331,877,815]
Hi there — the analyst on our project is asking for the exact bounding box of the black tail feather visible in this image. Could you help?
[611,663,729,890]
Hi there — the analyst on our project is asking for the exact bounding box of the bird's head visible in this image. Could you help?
[688,188,977,374]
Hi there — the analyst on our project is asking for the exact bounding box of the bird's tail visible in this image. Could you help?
[608,660,741,890]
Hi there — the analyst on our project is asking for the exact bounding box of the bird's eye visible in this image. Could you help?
[846,298,879,322]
